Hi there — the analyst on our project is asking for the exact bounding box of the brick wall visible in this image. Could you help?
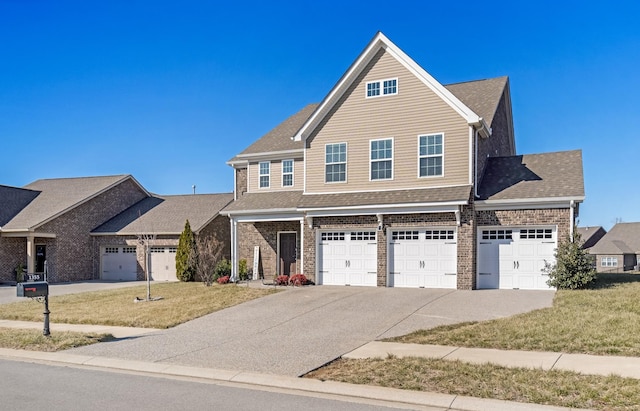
[0,237,26,282]
[477,208,571,240]
[237,221,300,280]
[37,178,148,282]
[235,168,247,197]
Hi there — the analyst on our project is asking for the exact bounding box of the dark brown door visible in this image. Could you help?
[279,233,297,276]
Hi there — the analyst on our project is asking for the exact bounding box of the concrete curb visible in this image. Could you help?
[0,348,589,411]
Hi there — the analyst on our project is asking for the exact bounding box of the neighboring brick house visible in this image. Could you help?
[224,32,585,290]
[0,175,233,283]
[577,226,607,250]
[92,193,233,281]
[589,222,640,272]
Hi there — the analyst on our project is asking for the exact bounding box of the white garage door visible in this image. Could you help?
[477,227,556,290]
[318,231,377,286]
[149,246,178,281]
[389,229,457,288]
[101,246,137,281]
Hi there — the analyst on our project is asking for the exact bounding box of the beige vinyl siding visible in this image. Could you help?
[247,158,304,192]
[305,49,470,194]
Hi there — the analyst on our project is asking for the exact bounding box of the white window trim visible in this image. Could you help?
[259,161,270,189]
[281,159,294,188]
[365,77,398,99]
[417,133,445,178]
[324,142,347,184]
[369,137,394,181]
[601,257,618,267]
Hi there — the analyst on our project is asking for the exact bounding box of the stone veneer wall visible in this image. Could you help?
[36,179,148,282]
[237,221,300,280]
[235,167,247,197]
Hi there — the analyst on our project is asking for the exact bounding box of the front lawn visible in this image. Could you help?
[0,328,112,351]
[306,356,640,411]
[389,273,640,356]
[0,282,277,329]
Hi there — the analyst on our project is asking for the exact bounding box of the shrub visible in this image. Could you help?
[289,274,309,286]
[217,275,230,284]
[239,259,249,281]
[176,220,197,282]
[275,275,289,286]
[544,228,597,290]
[214,258,232,281]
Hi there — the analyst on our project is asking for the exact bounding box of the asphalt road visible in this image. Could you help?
[0,359,431,411]
[70,285,554,376]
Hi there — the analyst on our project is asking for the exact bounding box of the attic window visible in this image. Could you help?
[366,78,398,98]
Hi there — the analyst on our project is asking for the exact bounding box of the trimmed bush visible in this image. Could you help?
[544,229,597,290]
[216,275,230,284]
[275,275,289,286]
[213,258,232,281]
[289,274,310,286]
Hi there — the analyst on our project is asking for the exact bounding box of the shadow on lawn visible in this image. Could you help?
[592,272,640,289]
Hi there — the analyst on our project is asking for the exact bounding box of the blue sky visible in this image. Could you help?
[1,1,638,230]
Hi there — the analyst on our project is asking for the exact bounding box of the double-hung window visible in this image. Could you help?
[370,138,393,180]
[259,161,270,188]
[601,257,618,267]
[419,133,443,177]
[366,78,398,98]
[282,159,293,187]
[325,143,346,183]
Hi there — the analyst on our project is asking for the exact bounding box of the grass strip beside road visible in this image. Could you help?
[0,282,277,329]
[0,327,112,351]
[388,273,640,356]
[306,357,640,411]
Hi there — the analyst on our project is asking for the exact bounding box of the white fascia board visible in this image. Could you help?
[301,203,464,218]
[474,196,585,211]
[1,230,56,238]
[294,32,481,141]
[233,213,304,223]
[235,149,303,161]
[226,159,248,167]
[225,208,301,217]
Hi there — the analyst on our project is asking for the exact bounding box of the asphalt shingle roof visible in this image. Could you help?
[445,76,508,127]
[298,186,472,209]
[477,150,584,201]
[577,226,606,249]
[223,191,303,213]
[93,193,234,234]
[0,185,39,227]
[2,175,135,231]
[590,222,640,255]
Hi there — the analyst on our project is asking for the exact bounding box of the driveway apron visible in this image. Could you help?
[69,286,554,376]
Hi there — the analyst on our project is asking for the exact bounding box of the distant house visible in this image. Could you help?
[0,175,232,283]
[577,226,606,250]
[589,222,640,272]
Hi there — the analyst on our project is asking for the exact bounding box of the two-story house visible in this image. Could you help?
[224,32,585,290]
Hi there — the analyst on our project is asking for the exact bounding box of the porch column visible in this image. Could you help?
[230,218,238,282]
[26,235,35,274]
[299,218,304,275]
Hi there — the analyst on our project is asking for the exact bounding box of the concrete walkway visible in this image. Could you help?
[0,320,160,339]
[344,341,640,379]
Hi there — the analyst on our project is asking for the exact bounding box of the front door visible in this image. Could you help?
[279,233,297,276]
[35,245,46,273]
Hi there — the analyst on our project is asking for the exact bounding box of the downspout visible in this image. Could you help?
[569,200,575,241]
[474,128,479,198]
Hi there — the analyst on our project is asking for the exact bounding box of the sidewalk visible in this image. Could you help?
[344,341,640,379]
[0,344,590,411]
[0,319,160,339]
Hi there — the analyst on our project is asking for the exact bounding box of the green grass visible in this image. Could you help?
[0,327,113,351]
[306,357,640,411]
[0,282,277,329]
[388,273,640,356]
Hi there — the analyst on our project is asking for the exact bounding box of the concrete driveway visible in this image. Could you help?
[70,285,555,376]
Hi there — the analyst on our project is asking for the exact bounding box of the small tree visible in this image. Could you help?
[544,228,597,289]
[176,220,198,282]
[197,235,223,286]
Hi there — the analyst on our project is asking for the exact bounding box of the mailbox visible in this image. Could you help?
[17,281,49,297]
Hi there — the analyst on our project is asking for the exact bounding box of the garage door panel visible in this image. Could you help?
[319,231,377,287]
[101,246,137,281]
[389,229,457,289]
[478,227,556,290]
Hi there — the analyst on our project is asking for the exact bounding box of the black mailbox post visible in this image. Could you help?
[16,281,50,336]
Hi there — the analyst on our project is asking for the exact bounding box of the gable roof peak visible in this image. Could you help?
[293,32,486,142]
